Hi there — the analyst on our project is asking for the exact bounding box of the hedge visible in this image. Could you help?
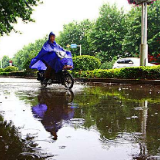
[0,66,18,73]
[3,66,18,72]
[73,55,101,71]
[0,72,11,76]
[0,71,26,77]
[0,71,36,77]
[72,65,160,80]
[0,68,4,72]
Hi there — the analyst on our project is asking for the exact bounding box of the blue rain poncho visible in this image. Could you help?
[30,32,73,73]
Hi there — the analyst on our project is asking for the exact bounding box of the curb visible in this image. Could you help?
[75,78,160,85]
[0,76,37,79]
[1,76,160,85]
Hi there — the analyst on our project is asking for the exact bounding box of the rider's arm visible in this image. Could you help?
[57,44,66,52]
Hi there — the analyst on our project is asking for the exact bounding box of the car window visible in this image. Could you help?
[125,59,133,64]
[117,60,125,64]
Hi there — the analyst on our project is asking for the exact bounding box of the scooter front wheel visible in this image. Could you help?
[41,81,47,88]
[63,73,74,89]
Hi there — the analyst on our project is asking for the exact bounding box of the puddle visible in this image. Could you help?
[0,78,160,159]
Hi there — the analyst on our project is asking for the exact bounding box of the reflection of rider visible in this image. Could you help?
[32,90,75,140]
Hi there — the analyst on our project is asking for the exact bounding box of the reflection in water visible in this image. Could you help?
[1,80,160,159]
[0,115,43,159]
[32,89,75,140]
[73,85,160,159]
[133,100,148,159]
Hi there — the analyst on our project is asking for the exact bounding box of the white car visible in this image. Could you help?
[113,57,154,69]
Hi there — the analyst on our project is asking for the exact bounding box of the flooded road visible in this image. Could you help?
[1,78,160,160]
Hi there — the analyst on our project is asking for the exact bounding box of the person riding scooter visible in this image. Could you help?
[29,32,73,82]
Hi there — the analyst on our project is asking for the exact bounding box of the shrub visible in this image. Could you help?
[0,68,4,72]
[4,66,18,72]
[100,57,117,69]
[8,71,27,77]
[73,55,101,71]
[0,71,34,77]
[96,51,109,63]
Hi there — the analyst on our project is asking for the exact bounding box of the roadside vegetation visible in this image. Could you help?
[0,66,29,77]
[72,65,160,80]
[0,1,160,78]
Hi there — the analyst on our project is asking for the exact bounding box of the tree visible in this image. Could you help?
[2,56,9,68]
[122,6,141,57]
[57,19,93,56]
[123,1,160,61]
[13,37,47,70]
[147,1,160,59]
[0,0,42,36]
[88,4,128,62]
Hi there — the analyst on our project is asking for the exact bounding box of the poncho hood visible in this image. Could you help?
[49,32,55,39]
